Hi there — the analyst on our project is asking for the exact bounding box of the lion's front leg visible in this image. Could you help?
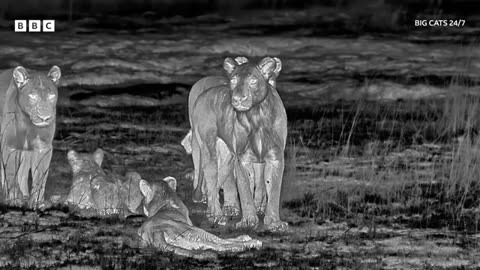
[235,152,258,229]
[28,147,52,209]
[263,150,288,232]
[17,150,31,200]
[0,147,24,205]
[253,162,266,215]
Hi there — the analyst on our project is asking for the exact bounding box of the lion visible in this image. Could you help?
[182,56,282,219]
[182,73,240,218]
[138,176,262,260]
[0,65,61,208]
[189,56,288,232]
[66,148,144,216]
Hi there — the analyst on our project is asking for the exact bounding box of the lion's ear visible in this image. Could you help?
[48,65,61,84]
[139,180,154,204]
[67,150,79,171]
[93,148,104,167]
[13,66,29,89]
[234,56,249,65]
[67,150,78,161]
[273,57,282,77]
[258,57,277,80]
[163,176,177,192]
[268,57,282,87]
[223,57,237,76]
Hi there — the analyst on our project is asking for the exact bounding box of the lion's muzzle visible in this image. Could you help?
[232,95,252,111]
[32,105,54,127]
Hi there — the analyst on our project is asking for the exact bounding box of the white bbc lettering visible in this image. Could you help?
[14,20,56,32]
[14,20,27,32]
[43,20,55,32]
[29,20,41,32]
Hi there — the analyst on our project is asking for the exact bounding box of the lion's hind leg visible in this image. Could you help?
[191,130,206,203]
[194,126,224,224]
[217,138,239,217]
[182,226,262,252]
[140,223,217,260]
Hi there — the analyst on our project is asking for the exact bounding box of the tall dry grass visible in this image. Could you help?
[284,84,480,231]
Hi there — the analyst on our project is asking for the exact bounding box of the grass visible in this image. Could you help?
[3,93,480,268]
[284,87,480,233]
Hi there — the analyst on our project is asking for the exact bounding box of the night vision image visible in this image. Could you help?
[0,0,479,269]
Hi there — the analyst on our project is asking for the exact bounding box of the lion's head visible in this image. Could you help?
[67,148,122,215]
[12,65,61,127]
[223,56,281,112]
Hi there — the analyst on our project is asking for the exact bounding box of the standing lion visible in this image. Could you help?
[0,66,61,208]
[188,56,288,232]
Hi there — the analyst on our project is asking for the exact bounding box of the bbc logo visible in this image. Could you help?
[15,20,55,32]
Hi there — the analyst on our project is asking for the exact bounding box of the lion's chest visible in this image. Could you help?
[219,116,274,162]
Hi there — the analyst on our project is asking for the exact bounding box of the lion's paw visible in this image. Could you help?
[235,215,259,229]
[38,201,53,211]
[207,213,227,226]
[264,220,289,232]
[245,239,262,249]
[184,172,194,181]
[255,201,266,215]
[222,204,240,217]
[6,197,26,207]
[233,235,252,242]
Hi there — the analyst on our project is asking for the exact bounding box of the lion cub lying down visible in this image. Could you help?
[66,148,143,216]
[138,177,262,259]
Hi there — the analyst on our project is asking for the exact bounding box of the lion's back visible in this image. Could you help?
[191,85,232,131]
[188,76,227,123]
[0,69,13,117]
[194,85,230,113]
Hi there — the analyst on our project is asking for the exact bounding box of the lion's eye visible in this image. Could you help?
[28,94,38,101]
[249,78,258,85]
[48,93,56,100]
[230,77,238,86]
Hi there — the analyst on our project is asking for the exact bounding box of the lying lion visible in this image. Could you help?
[66,148,144,216]
[138,176,262,259]
[65,148,262,259]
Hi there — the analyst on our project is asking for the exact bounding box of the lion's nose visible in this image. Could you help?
[232,95,248,105]
[39,114,51,122]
